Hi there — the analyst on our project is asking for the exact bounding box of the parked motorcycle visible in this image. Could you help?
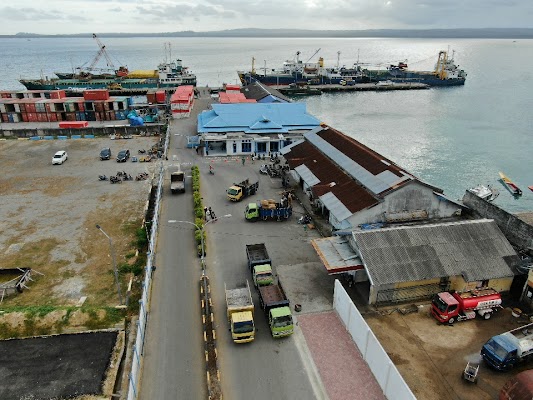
[98,175,108,181]
[298,214,312,225]
[123,173,133,181]
[259,164,268,175]
[135,172,149,181]
[110,175,122,184]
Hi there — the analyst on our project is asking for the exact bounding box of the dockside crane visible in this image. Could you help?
[76,34,128,77]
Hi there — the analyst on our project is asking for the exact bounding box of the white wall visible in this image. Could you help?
[333,280,416,400]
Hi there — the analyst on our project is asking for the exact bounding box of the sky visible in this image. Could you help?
[1,0,532,35]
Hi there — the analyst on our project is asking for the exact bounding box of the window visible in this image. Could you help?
[270,142,279,152]
[256,142,267,153]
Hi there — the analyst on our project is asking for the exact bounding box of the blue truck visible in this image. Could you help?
[481,322,533,370]
[244,201,292,222]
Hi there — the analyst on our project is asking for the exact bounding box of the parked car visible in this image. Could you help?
[99,148,111,161]
[52,150,68,165]
[116,149,130,163]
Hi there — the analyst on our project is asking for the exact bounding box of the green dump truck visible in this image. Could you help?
[258,279,294,338]
[225,281,255,343]
[246,243,273,287]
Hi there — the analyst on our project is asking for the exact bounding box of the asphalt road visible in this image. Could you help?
[138,123,206,399]
[139,93,325,399]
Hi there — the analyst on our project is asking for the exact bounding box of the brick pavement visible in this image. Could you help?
[298,311,386,400]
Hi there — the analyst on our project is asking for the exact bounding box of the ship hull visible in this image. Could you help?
[20,77,197,91]
[238,72,372,86]
[365,70,465,86]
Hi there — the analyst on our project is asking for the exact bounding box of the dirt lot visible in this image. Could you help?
[364,301,531,400]
[0,135,159,320]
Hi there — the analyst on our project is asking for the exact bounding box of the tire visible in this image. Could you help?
[448,317,455,324]
[484,312,492,320]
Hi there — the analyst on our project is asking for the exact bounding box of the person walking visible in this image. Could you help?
[241,156,246,166]
[204,206,208,220]
[209,207,216,221]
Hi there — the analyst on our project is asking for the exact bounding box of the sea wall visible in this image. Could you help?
[0,124,164,139]
[462,191,533,252]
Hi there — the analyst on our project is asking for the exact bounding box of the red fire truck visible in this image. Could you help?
[431,288,502,324]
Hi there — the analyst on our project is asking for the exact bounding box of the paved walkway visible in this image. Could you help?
[298,311,386,400]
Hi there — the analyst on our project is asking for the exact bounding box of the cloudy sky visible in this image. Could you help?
[1,0,532,35]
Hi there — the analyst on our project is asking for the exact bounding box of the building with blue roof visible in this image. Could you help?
[196,103,320,156]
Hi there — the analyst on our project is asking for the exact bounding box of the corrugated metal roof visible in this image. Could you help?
[305,128,412,195]
[319,192,353,222]
[284,133,379,217]
[354,219,518,286]
[240,82,290,103]
[311,237,364,273]
[294,164,320,186]
[197,103,319,134]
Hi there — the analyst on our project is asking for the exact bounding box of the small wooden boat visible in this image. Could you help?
[529,186,533,192]
[499,172,523,196]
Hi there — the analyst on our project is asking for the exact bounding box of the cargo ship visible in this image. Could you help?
[20,58,197,91]
[238,50,466,87]
[364,51,466,86]
[238,50,371,86]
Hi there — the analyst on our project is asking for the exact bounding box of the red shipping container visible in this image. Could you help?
[56,112,63,121]
[83,89,110,101]
[156,90,166,103]
[27,104,36,113]
[59,121,89,128]
[50,90,66,99]
[21,112,28,122]
[103,102,110,111]
[2,114,8,122]
[49,113,57,122]
[28,113,37,122]
[78,102,85,112]
[94,102,104,112]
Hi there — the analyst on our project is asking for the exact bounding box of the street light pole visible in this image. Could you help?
[96,224,123,305]
[168,214,231,268]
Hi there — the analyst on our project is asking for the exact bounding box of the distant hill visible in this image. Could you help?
[3,28,533,39]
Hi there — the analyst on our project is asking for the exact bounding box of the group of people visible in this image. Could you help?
[203,206,216,221]
[280,191,294,208]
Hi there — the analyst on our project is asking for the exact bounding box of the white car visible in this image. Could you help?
[52,150,68,165]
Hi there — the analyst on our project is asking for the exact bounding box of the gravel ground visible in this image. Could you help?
[0,135,159,305]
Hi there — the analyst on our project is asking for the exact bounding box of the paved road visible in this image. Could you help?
[140,92,327,399]
[138,112,206,399]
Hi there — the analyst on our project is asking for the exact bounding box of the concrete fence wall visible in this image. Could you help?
[463,191,533,251]
[333,280,416,400]
[0,124,164,139]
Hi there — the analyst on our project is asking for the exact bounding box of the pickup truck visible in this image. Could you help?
[246,243,273,287]
[225,281,255,343]
[227,179,259,202]
[245,201,292,222]
[170,171,185,193]
[258,279,294,338]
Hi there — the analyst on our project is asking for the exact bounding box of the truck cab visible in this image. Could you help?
[431,292,460,323]
[230,310,255,343]
[227,185,244,201]
[269,306,294,338]
[252,264,273,287]
[482,336,519,371]
[245,202,260,221]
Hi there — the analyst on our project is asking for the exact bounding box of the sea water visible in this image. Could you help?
[1,36,532,212]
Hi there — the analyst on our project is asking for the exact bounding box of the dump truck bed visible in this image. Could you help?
[246,243,271,266]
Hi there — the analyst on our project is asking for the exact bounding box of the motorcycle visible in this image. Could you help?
[298,214,312,225]
[123,173,133,181]
[135,172,148,181]
[110,175,122,184]
[259,164,268,175]
[138,149,146,154]
[98,175,108,181]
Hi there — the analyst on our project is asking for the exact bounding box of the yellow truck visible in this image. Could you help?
[227,179,259,202]
[225,281,255,343]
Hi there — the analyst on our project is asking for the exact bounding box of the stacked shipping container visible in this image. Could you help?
[170,85,194,118]
[0,89,133,123]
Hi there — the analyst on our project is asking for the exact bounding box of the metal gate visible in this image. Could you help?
[376,283,447,304]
